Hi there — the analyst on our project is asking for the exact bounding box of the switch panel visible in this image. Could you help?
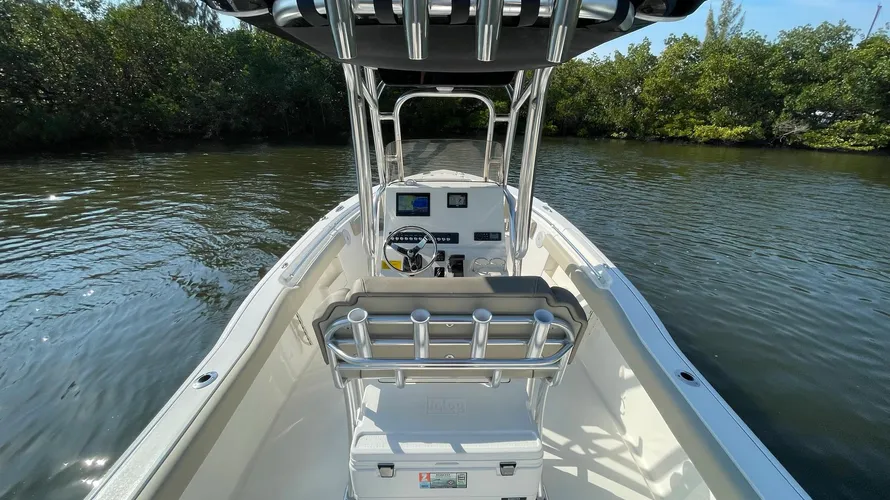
[474,231,502,242]
[389,232,460,245]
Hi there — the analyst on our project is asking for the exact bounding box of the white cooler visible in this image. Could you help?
[349,381,543,500]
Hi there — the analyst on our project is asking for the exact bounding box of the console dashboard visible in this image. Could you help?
[380,180,509,277]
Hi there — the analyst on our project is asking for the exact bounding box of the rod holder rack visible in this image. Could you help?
[271,0,641,62]
[326,309,576,388]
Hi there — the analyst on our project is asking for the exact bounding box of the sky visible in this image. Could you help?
[586,0,887,59]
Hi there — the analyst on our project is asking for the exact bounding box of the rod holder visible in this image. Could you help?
[403,0,430,60]
[471,308,492,358]
[527,309,553,358]
[395,369,406,388]
[547,0,583,63]
[476,0,505,61]
[325,0,357,59]
[412,309,431,358]
[348,308,373,358]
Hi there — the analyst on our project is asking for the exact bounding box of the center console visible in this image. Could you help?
[380,180,509,277]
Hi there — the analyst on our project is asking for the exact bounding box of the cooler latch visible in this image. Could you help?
[499,462,517,476]
[377,463,395,478]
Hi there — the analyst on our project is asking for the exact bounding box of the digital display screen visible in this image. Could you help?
[447,193,468,208]
[396,193,430,217]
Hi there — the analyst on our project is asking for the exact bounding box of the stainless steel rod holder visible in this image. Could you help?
[476,0,504,61]
[471,308,492,358]
[527,309,553,358]
[403,0,430,60]
[412,309,431,358]
[395,369,406,388]
[547,0,583,63]
[348,307,373,358]
[325,0,357,59]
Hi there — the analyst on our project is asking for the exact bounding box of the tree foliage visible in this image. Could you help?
[705,0,745,42]
[1,0,888,154]
[545,2,890,152]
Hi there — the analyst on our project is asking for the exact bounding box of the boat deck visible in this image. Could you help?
[235,353,653,499]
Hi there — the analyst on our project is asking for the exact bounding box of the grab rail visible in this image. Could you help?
[388,90,499,181]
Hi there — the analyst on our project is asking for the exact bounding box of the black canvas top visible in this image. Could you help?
[213,0,706,75]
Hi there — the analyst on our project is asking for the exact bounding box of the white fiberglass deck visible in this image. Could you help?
[235,352,688,499]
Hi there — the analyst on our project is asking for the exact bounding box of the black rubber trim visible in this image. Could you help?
[450,0,470,24]
[297,0,328,26]
[518,0,540,27]
[374,0,396,24]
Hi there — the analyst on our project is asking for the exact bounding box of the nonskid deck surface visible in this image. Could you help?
[235,354,651,499]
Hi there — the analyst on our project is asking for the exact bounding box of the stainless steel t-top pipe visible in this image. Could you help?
[411,309,431,358]
[471,308,492,358]
[513,66,553,275]
[476,0,504,61]
[403,0,430,60]
[341,65,376,274]
[547,0,583,63]
[348,307,373,358]
[324,0,357,59]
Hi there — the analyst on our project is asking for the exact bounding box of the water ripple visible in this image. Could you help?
[1,141,889,500]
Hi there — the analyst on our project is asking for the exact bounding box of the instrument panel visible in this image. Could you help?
[382,181,508,277]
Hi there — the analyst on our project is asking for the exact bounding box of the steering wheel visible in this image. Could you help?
[383,226,439,276]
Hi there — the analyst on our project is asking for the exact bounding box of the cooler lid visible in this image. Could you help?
[351,430,544,463]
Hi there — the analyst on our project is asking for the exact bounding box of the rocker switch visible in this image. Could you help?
[378,463,395,478]
[499,462,517,476]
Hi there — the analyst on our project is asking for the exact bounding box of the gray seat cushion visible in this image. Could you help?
[312,276,587,364]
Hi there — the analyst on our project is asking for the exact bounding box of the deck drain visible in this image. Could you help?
[192,371,218,389]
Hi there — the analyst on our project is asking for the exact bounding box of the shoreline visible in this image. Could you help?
[2,134,887,162]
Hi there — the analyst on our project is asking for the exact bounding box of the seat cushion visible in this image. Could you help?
[312,276,587,364]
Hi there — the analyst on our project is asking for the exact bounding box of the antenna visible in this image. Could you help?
[866,2,883,39]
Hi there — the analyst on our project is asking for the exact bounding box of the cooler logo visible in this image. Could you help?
[418,472,467,489]
[426,397,465,415]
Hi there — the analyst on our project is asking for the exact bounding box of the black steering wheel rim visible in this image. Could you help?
[383,225,439,276]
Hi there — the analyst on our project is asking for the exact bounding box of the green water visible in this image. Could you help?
[1,140,889,499]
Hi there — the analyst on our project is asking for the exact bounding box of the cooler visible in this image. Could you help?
[349,381,543,500]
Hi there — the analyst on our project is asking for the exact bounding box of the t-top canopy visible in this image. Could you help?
[209,0,706,74]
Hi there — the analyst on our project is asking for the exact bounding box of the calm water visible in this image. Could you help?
[1,140,889,499]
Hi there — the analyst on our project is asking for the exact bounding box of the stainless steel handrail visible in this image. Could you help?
[392,90,497,181]
[501,71,524,186]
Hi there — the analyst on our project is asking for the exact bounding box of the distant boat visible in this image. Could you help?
[87,0,809,498]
